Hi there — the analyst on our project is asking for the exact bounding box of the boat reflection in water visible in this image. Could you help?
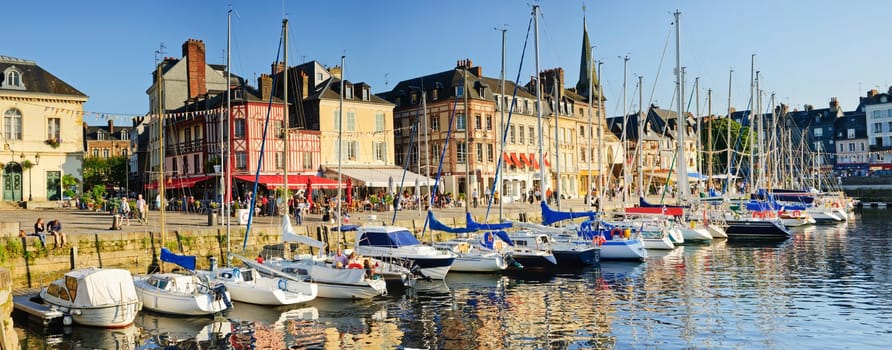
[136,312,231,349]
[226,302,322,349]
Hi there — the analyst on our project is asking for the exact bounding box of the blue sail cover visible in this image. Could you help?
[466,212,512,230]
[160,247,196,271]
[427,211,477,234]
[639,197,687,209]
[541,201,596,226]
[480,231,515,249]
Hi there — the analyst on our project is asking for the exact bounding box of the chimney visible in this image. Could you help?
[829,97,839,112]
[271,62,285,75]
[182,39,207,99]
[805,104,814,112]
[330,66,342,79]
[108,119,114,135]
[471,66,482,77]
[259,74,273,101]
[300,70,309,100]
[868,89,878,98]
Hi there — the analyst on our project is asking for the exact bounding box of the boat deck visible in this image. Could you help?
[12,289,64,327]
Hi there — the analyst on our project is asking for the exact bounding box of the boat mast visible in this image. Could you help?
[748,54,755,190]
[225,9,232,264]
[597,60,604,209]
[586,44,593,207]
[534,5,545,205]
[636,75,643,199]
[338,55,345,228]
[674,10,690,202]
[463,58,470,215]
[756,70,764,190]
[499,27,506,219]
[726,69,733,195]
[157,45,166,273]
[621,55,628,206]
[707,88,713,185]
[553,77,560,210]
[283,19,290,218]
[695,77,701,190]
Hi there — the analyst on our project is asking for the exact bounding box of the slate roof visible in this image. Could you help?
[607,106,694,141]
[84,125,130,142]
[0,55,86,97]
[833,111,867,140]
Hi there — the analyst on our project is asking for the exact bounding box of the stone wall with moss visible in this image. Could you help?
[0,268,17,350]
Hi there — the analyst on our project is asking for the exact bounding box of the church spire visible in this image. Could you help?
[576,13,601,101]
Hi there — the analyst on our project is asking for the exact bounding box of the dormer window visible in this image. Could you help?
[2,66,25,90]
[362,87,369,101]
[456,85,464,97]
[97,130,106,141]
[344,85,353,99]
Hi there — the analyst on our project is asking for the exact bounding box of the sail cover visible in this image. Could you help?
[160,247,196,270]
[540,201,596,226]
[427,211,477,234]
[466,212,512,230]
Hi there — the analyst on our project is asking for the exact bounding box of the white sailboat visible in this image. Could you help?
[39,268,140,328]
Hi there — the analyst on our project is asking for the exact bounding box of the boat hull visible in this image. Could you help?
[724,219,791,239]
[706,224,728,238]
[44,300,140,328]
[600,239,648,260]
[450,253,508,273]
[223,279,316,306]
[508,253,558,270]
[316,279,388,299]
[642,237,675,250]
[552,247,599,266]
[134,282,230,316]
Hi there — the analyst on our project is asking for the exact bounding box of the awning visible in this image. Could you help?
[510,153,522,168]
[528,153,540,170]
[233,174,343,189]
[333,167,435,188]
[544,152,552,167]
[519,153,530,167]
[502,153,515,167]
[145,175,213,190]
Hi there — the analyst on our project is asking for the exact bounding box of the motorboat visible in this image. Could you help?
[511,221,599,266]
[354,225,455,280]
[39,267,140,328]
[198,264,317,306]
[433,237,508,273]
[503,230,558,270]
[133,271,231,316]
[587,221,648,261]
[264,256,387,299]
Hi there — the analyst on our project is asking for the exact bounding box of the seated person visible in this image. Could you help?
[346,253,363,269]
[363,259,376,279]
[46,219,68,248]
[32,218,47,248]
[334,248,348,268]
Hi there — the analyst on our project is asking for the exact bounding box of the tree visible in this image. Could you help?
[83,156,127,193]
[62,174,80,198]
[701,117,754,176]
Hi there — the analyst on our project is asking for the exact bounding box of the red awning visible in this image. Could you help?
[233,174,343,189]
[144,175,214,190]
[502,153,515,167]
[528,153,540,170]
[519,153,530,168]
[510,153,522,168]
[544,152,552,167]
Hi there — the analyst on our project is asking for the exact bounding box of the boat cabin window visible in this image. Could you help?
[65,276,78,301]
[515,240,528,247]
[46,284,62,299]
[150,278,170,290]
[358,230,421,247]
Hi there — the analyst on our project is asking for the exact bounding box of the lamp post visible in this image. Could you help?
[24,153,40,201]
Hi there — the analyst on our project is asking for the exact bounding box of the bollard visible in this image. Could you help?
[208,256,218,271]
[69,246,78,270]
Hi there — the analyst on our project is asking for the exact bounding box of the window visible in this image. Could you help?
[193,154,200,173]
[92,149,99,157]
[849,144,855,152]
[579,125,585,137]
[234,119,246,138]
[275,120,284,139]
[47,117,61,141]
[374,142,385,161]
[430,116,439,131]
[494,96,501,111]
[529,127,535,144]
[120,131,129,140]
[456,114,466,130]
[411,93,418,104]
[275,151,284,169]
[580,148,586,162]
[456,142,467,163]
[332,110,341,130]
[345,86,353,99]
[839,144,843,152]
[432,144,441,160]
[509,125,516,143]
[456,85,464,97]
[347,111,356,131]
[4,108,22,140]
[363,88,370,101]
[873,110,882,118]
[814,128,823,137]
[875,122,883,133]
[862,143,865,151]
[848,128,855,139]
[103,149,110,158]
[486,115,493,130]
[97,130,106,141]
[303,152,313,170]
[888,109,892,118]
[235,151,247,169]
[519,126,525,144]
[475,115,482,130]
[487,144,494,162]
[888,121,892,132]
[347,141,357,160]
[375,113,385,132]
[476,143,483,162]
[3,67,23,89]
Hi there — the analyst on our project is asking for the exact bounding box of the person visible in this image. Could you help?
[32,218,47,248]
[120,197,131,226]
[472,188,479,208]
[155,193,161,211]
[255,254,264,264]
[346,252,363,269]
[363,258,375,279]
[47,219,67,248]
[136,194,148,225]
[334,248,348,268]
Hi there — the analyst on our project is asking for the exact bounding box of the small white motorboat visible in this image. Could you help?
[39,267,140,328]
[133,272,231,316]
[198,265,317,306]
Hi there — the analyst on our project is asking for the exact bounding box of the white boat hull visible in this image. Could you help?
[316,279,388,299]
[44,300,140,328]
[450,253,507,273]
[807,208,843,223]
[600,239,648,260]
[224,279,316,306]
[668,228,685,244]
[679,227,713,242]
[642,236,675,250]
[706,224,728,238]
[265,259,387,299]
[133,277,230,316]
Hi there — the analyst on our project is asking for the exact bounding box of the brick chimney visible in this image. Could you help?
[108,119,114,135]
[300,70,309,99]
[868,89,878,98]
[258,74,273,101]
[540,68,565,95]
[329,66,342,79]
[829,97,839,112]
[182,39,207,99]
[271,62,285,75]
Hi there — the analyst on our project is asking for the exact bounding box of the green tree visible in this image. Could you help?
[62,174,80,198]
[701,117,754,176]
[83,156,127,192]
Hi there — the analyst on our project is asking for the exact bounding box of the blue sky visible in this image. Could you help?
[3,0,890,125]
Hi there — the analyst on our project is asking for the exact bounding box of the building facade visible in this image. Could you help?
[833,110,868,174]
[0,55,86,203]
[862,88,892,169]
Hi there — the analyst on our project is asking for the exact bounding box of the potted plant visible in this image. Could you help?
[45,138,61,148]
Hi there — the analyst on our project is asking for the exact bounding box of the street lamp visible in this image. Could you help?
[24,153,40,201]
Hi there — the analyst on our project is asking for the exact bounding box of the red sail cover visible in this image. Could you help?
[625,206,684,216]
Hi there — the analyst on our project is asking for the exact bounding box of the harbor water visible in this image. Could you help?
[12,210,891,349]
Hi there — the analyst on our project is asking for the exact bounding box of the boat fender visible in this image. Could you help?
[609,227,622,240]
[232,268,241,278]
[792,210,801,217]
[347,262,363,269]
[278,279,287,291]
[832,203,839,209]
